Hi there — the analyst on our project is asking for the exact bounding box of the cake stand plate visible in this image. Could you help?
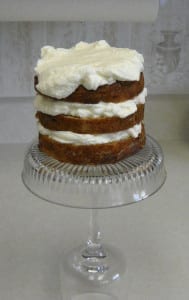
[22,135,166,209]
[22,135,166,284]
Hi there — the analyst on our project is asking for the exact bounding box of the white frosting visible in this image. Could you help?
[35,40,144,99]
[37,121,142,145]
[35,88,147,119]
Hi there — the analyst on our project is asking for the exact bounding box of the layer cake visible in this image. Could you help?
[34,40,147,164]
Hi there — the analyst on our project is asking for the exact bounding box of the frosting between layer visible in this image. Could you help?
[35,40,144,99]
[37,121,142,145]
[34,88,147,119]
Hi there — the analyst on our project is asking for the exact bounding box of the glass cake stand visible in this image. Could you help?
[22,135,166,284]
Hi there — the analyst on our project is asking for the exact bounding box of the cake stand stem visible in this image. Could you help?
[82,209,107,261]
[67,206,125,282]
[69,207,126,282]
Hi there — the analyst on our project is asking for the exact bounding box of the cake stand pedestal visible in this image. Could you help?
[22,135,166,284]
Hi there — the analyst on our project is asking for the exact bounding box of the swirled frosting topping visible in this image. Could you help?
[35,40,144,99]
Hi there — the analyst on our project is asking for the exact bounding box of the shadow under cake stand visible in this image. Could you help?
[22,135,166,284]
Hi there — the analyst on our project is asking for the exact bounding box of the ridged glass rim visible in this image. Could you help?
[23,135,164,184]
[22,135,166,209]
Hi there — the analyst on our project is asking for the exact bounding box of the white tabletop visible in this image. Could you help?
[0,139,189,300]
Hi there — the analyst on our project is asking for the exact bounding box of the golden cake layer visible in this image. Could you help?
[35,72,144,104]
[38,124,145,165]
[36,104,144,134]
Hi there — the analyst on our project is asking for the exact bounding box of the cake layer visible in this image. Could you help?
[34,87,146,118]
[35,40,144,99]
[36,104,144,134]
[37,122,142,145]
[38,125,145,164]
[35,72,144,104]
